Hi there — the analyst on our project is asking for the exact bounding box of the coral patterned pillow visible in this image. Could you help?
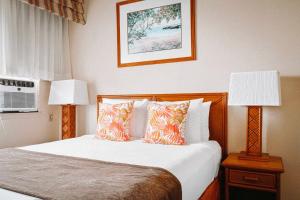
[96,102,134,141]
[144,102,190,145]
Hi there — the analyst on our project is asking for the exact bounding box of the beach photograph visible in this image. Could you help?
[127,3,182,54]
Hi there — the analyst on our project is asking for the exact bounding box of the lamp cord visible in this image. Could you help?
[0,118,6,135]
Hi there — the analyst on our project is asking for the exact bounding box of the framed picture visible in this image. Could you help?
[116,0,196,67]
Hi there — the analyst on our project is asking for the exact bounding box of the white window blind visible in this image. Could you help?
[0,0,72,81]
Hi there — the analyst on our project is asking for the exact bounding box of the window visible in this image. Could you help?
[0,0,71,81]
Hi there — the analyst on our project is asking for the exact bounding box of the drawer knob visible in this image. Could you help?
[243,176,259,182]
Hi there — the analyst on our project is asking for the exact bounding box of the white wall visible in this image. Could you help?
[69,0,300,199]
[0,81,59,148]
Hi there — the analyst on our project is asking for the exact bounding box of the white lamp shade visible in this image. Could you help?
[48,79,89,105]
[229,71,281,106]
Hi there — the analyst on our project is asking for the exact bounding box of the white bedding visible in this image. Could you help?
[0,135,221,200]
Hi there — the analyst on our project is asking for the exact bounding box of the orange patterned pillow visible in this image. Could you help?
[144,102,190,145]
[96,102,134,141]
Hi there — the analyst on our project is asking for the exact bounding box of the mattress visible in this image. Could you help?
[0,135,221,200]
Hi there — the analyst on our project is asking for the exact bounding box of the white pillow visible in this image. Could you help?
[199,101,211,142]
[154,99,208,143]
[102,98,149,139]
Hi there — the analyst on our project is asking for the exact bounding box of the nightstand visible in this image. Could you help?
[222,153,284,200]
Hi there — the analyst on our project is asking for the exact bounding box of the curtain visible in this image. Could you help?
[19,0,86,25]
[0,0,72,81]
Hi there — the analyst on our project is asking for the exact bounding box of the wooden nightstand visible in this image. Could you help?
[222,153,284,200]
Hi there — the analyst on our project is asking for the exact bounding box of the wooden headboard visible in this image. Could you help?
[97,93,228,159]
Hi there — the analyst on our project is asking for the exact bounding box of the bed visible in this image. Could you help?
[0,93,228,200]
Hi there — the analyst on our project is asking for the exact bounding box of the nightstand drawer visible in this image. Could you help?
[229,169,276,188]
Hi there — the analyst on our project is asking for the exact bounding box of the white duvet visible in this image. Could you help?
[0,135,221,200]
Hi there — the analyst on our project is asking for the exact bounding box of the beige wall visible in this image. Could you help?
[0,81,59,148]
[69,0,300,199]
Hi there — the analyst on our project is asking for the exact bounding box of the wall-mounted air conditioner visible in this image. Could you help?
[0,78,39,113]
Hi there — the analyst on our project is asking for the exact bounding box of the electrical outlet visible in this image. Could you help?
[49,113,54,122]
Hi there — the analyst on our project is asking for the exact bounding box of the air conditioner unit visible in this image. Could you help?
[0,78,39,113]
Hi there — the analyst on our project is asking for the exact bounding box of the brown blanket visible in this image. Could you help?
[0,148,181,200]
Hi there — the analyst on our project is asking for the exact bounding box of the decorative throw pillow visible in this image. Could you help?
[144,102,190,145]
[96,102,134,141]
[154,98,205,143]
[102,98,149,139]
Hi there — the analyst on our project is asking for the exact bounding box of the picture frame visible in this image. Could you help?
[116,0,196,67]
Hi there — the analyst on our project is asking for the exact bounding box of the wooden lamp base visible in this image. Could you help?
[62,105,76,139]
[238,106,270,162]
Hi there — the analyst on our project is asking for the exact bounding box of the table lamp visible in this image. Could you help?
[48,79,89,139]
[229,71,281,161]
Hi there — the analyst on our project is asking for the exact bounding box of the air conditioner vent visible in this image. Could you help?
[0,78,38,113]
